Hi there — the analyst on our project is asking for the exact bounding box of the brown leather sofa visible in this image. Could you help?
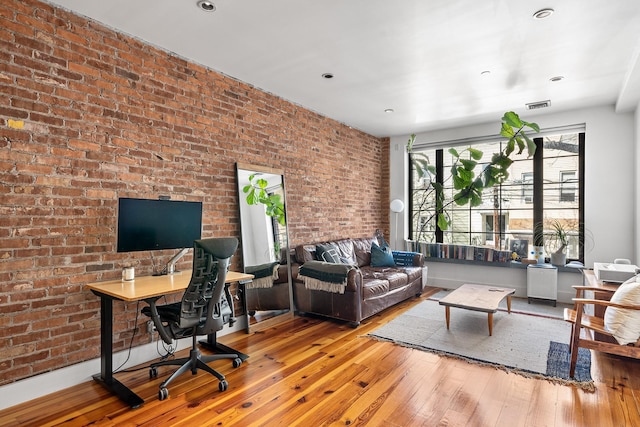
[292,237,425,326]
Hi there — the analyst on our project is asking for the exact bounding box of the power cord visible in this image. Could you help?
[111,297,178,375]
[113,301,141,374]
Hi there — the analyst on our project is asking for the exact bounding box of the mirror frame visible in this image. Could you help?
[235,162,294,331]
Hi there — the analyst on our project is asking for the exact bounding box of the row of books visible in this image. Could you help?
[404,241,512,263]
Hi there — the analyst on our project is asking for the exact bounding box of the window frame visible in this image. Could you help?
[408,132,585,263]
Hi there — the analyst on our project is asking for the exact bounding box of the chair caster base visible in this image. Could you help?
[159,387,169,400]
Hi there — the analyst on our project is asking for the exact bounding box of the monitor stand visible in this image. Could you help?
[166,248,189,274]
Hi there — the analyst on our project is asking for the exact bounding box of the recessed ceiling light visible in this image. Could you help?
[321,73,334,79]
[197,1,216,12]
[481,70,491,76]
[384,109,394,114]
[550,76,564,82]
[533,8,554,19]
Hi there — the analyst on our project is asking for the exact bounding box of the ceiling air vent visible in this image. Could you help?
[526,100,551,110]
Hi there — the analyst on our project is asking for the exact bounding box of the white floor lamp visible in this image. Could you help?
[390,199,405,250]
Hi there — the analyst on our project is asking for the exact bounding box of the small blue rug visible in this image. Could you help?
[546,341,592,383]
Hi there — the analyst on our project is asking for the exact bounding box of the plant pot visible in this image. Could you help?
[550,251,566,267]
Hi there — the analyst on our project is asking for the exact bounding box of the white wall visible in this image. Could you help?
[425,261,582,304]
[635,104,640,263]
[390,105,637,285]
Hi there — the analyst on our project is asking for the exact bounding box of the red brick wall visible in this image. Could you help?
[0,0,390,385]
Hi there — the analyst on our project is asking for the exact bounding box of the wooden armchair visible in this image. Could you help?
[564,285,640,378]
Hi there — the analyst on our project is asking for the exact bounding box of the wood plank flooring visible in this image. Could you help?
[1,288,640,426]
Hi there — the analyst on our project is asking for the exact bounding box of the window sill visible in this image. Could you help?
[423,257,582,274]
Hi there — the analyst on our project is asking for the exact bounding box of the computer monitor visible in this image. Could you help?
[116,197,203,253]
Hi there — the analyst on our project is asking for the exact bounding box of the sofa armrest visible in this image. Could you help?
[392,250,424,267]
[298,260,362,292]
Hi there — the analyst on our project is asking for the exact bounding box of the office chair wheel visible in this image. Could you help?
[159,387,169,401]
[232,357,242,368]
[149,367,158,378]
[219,380,228,391]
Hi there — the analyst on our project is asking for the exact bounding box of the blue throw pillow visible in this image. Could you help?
[371,242,395,267]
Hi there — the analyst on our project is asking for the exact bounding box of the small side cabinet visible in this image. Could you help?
[527,264,558,305]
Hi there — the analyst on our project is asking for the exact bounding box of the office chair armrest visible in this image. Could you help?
[143,297,175,345]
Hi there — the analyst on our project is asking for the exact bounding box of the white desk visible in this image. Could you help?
[87,271,254,408]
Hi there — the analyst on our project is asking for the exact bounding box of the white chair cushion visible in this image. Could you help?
[604,275,640,345]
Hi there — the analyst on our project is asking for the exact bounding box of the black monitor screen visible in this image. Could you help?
[117,198,202,252]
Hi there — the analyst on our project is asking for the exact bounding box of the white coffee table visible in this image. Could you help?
[438,284,516,336]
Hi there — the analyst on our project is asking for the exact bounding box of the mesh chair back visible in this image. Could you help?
[177,238,238,333]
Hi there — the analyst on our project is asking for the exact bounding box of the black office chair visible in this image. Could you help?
[142,237,242,401]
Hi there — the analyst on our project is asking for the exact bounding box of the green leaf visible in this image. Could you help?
[515,136,525,154]
[452,174,466,190]
[524,121,540,133]
[453,189,470,205]
[468,148,483,160]
[437,214,449,231]
[448,148,460,158]
[503,111,523,128]
[470,191,483,207]
[460,159,477,171]
[407,134,416,152]
[246,192,256,205]
[524,133,537,157]
[256,178,268,189]
[491,153,513,169]
[500,122,515,138]
[457,167,474,183]
[505,138,515,156]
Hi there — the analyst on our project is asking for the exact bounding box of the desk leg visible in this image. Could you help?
[239,279,251,334]
[93,295,144,409]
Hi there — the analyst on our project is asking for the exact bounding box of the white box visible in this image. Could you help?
[594,262,638,283]
[527,265,557,304]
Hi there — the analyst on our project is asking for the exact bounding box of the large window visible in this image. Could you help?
[409,131,584,262]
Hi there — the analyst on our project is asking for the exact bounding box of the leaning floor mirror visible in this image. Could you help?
[235,163,294,331]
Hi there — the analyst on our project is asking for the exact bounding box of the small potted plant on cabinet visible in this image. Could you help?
[548,220,569,266]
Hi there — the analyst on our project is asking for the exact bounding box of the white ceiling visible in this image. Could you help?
[45,0,640,137]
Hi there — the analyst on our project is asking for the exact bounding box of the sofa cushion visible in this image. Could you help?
[604,275,640,345]
[363,267,411,291]
[316,243,341,263]
[403,266,422,284]
[362,278,389,299]
[382,270,408,291]
[371,242,395,267]
[352,238,376,267]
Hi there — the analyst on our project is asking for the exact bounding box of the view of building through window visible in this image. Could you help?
[410,132,582,262]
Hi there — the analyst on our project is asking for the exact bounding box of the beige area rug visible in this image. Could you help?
[367,298,594,391]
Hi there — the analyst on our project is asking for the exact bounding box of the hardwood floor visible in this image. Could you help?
[2,288,639,426]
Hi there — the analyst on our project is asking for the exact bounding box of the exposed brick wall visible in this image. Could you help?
[0,0,390,385]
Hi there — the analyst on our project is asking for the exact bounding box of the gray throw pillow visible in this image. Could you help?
[316,243,341,263]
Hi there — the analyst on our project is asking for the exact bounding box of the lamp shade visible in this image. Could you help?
[390,199,405,213]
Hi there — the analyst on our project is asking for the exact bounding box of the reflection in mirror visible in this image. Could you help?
[236,163,293,330]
